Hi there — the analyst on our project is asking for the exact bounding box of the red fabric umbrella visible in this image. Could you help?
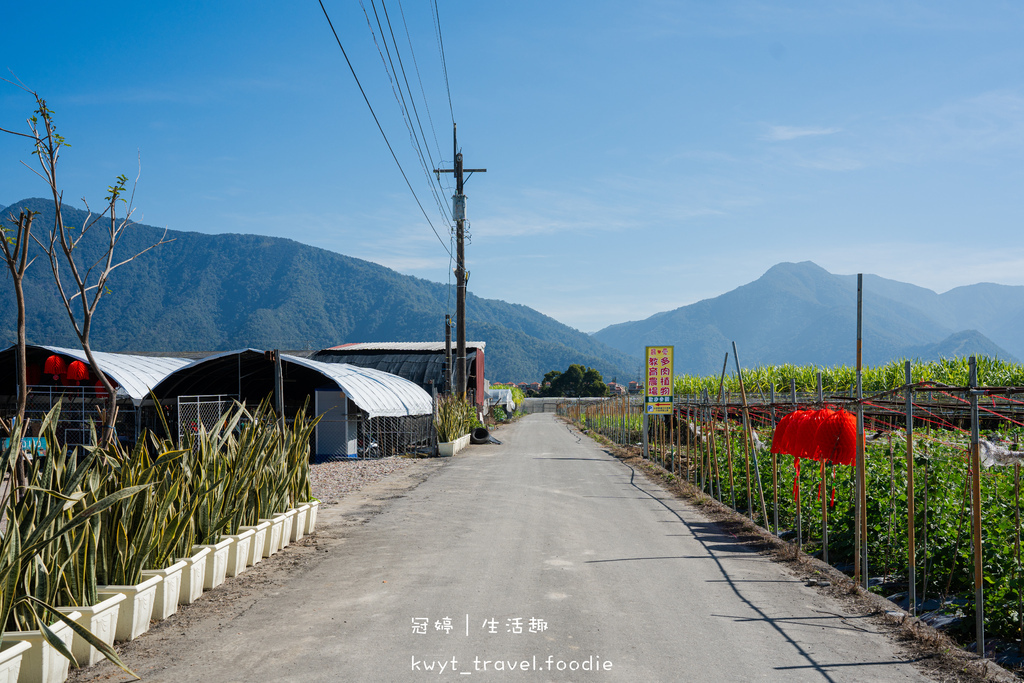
[66,360,89,381]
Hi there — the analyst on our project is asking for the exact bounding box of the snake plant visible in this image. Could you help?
[1,406,141,676]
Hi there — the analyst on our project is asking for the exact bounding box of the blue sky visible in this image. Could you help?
[3,1,1024,333]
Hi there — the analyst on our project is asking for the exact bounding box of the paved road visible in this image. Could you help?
[88,413,930,682]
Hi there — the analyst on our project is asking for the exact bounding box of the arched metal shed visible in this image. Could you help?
[151,349,433,458]
[0,344,193,447]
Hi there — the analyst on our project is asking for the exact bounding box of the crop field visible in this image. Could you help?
[563,357,1024,659]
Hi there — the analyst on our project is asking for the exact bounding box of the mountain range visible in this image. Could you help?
[4,199,1022,382]
[593,261,1023,375]
[0,199,637,382]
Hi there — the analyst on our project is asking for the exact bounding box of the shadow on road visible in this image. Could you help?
[609,460,918,683]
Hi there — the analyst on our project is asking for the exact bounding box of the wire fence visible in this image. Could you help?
[560,367,1024,659]
[4,386,138,449]
[2,389,436,461]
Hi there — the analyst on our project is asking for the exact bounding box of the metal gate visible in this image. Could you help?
[177,394,237,446]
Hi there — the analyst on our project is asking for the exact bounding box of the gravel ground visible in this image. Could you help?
[309,456,417,504]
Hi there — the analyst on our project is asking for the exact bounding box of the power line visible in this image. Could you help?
[379,1,445,182]
[430,0,455,125]
[363,0,451,225]
[317,0,452,259]
[398,0,447,179]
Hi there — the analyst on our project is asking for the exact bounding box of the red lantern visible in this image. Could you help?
[794,411,821,461]
[780,410,807,455]
[817,410,856,466]
[770,413,792,454]
[809,409,837,462]
[26,365,41,386]
[66,360,89,381]
[43,354,66,381]
[95,380,109,401]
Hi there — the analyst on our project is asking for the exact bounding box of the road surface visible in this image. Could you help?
[77,413,929,682]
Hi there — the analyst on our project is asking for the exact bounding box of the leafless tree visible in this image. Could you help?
[3,85,172,447]
[0,209,36,425]
[0,208,37,491]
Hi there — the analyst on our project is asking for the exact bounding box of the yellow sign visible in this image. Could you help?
[645,346,674,415]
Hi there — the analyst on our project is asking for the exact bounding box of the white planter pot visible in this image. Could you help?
[57,594,124,667]
[275,510,297,549]
[0,641,31,683]
[291,504,310,542]
[224,529,256,577]
[2,611,79,683]
[97,574,162,642]
[193,538,233,590]
[259,517,284,557]
[239,521,270,566]
[438,433,470,456]
[140,560,188,621]
[302,500,321,535]
[176,546,211,605]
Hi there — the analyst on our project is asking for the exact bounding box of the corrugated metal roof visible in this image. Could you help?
[312,350,478,392]
[159,349,433,418]
[283,354,432,418]
[37,345,191,405]
[326,341,485,352]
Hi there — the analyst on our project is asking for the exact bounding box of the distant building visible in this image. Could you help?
[312,341,486,407]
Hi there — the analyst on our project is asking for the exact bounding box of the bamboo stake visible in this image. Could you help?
[713,356,734,507]
[675,404,682,478]
[732,342,769,526]
[821,460,828,563]
[791,379,799,550]
[1016,462,1021,655]
[887,430,895,583]
[855,273,866,587]
[771,385,778,535]
[796,454,802,556]
[922,441,929,606]
[905,361,916,617]
[685,400,692,484]
[969,356,985,656]
[723,398,737,511]
[817,371,827,562]
[699,390,709,493]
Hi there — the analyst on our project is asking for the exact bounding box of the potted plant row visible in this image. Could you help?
[0,411,140,682]
[1,398,324,683]
[435,396,474,456]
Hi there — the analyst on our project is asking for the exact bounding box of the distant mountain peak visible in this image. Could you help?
[592,261,1023,374]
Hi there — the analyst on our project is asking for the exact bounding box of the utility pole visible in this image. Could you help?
[444,314,452,394]
[435,123,486,399]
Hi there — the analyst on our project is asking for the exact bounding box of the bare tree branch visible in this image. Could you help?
[9,86,174,447]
